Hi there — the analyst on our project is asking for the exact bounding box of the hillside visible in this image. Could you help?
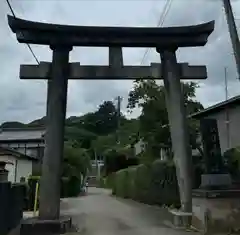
[0,101,139,156]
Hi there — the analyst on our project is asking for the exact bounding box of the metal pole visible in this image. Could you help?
[116,96,122,144]
[222,0,240,79]
[39,46,71,220]
[224,67,230,149]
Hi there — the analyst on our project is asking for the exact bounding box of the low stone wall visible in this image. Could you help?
[192,194,240,233]
[0,182,25,235]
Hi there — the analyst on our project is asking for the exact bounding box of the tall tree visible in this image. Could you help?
[128,79,203,160]
[81,101,124,136]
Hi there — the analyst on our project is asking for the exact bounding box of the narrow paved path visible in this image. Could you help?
[61,187,196,235]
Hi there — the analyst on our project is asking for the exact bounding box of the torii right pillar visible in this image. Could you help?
[158,47,192,214]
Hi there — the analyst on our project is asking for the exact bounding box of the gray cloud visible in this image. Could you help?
[0,0,240,123]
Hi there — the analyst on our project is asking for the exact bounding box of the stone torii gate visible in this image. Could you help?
[8,15,214,226]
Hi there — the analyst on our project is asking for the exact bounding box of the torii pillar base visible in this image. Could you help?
[20,216,72,235]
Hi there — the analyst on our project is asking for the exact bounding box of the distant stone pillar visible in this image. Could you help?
[158,48,192,213]
[39,46,72,220]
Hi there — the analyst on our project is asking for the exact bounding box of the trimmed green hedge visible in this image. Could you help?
[61,176,81,197]
[111,160,180,207]
[115,169,128,198]
[106,173,115,189]
[126,166,137,199]
[134,164,151,202]
[148,160,180,207]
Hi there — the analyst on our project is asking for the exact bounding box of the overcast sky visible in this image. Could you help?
[0,0,240,124]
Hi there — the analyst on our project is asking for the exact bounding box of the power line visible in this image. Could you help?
[140,0,173,65]
[6,0,40,65]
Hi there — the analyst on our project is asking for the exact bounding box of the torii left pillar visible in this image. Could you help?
[39,46,72,220]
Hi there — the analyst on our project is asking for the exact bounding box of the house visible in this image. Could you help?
[133,138,169,161]
[0,146,38,183]
[0,127,45,175]
[191,95,240,154]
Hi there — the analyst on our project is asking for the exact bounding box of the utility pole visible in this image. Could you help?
[116,96,122,144]
[222,0,240,79]
[224,67,230,149]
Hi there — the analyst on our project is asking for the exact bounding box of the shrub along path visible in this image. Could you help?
[61,187,197,235]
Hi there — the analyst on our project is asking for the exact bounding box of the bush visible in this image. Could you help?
[104,149,139,176]
[134,164,151,202]
[27,176,40,210]
[114,169,128,198]
[111,160,180,208]
[126,166,137,199]
[224,148,240,180]
[148,160,180,207]
[106,173,115,189]
[61,176,81,197]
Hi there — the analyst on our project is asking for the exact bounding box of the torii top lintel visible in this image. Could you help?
[8,15,214,48]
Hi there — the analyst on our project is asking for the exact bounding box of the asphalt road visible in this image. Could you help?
[60,187,196,235]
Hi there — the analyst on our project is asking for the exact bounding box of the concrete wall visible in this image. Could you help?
[201,105,240,154]
[192,197,240,233]
[0,155,33,183]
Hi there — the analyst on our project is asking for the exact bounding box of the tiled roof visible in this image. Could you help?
[0,128,45,141]
[190,95,240,119]
[0,146,38,161]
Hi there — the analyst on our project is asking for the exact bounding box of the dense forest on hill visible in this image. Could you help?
[0,100,140,157]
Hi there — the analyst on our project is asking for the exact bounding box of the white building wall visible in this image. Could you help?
[202,105,240,154]
[16,159,33,182]
[0,154,33,183]
[0,155,16,182]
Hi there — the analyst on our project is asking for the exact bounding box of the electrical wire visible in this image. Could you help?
[140,0,173,65]
[6,0,40,65]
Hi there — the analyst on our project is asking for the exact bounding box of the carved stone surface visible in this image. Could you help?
[200,118,224,173]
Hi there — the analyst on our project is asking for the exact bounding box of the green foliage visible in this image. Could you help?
[148,160,180,207]
[114,169,129,198]
[80,101,119,136]
[0,121,26,128]
[112,161,180,208]
[106,173,116,189]
[62,142,91,197]
[61,176,81,197]
[63,142,91,179]
[128,79,204,161]
[92,119,140,155]
[224,147,240,180]
[27,177,40,210]
[126,166,137,198]
[27,117,46,127]
[103,148,138,176]
[134,164,151,202]
[65,127,97,149]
